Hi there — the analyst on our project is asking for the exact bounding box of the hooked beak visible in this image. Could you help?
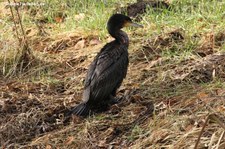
[129,22,144,28]
[125,22,143,28]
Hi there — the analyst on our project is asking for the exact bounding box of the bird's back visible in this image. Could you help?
[82,40,129,107]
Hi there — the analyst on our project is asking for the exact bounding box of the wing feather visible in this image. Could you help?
[82,42,128,104]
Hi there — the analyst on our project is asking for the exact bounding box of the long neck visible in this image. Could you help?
[109,29,129,45]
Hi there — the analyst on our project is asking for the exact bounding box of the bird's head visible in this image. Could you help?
[107,14,143,35]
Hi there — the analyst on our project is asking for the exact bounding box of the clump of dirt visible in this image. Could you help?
[135,52,225,101]
[32,34,101,53]
[215,31,225,46]
[116,0,170,20]
[44,37,82,53]
[153,53,225,86]
[195,31,225,57]
[195,33,215,57]
[137,29,184,61]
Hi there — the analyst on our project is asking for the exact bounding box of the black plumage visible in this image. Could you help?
[70,14,143,116]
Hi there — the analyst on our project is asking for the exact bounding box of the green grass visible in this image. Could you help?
[142,0,225,57]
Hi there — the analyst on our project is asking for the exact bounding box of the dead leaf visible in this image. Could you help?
[54,17,64,23]
[147,57,162,69]
[54,12,66,23]
[98,140,107,147]
[198,18,204,22]
[74,13,85,21]
[26,28,38,37]
[89,38,101,46]
[131,95,142,101]
[131,83,140,89]
[185,124,194,132]
[45,145,52,149]
[74,40,85,50]
[197,92,208,99]
[217,106,225,112]
[216,89,225,96]
[149,129,170,143]
[155,102,167,111]
[65,136,74,145]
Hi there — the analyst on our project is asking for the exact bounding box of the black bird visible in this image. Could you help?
[70,14,143,116]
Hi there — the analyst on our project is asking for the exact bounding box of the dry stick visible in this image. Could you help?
[194,114,210,149]
[6,0,22,77]
[7,0,21,46]
[208,132,216,149]
[6,0,32,77]
[216,131,225,149]
[194,113,225,149]
[13,0,30,53]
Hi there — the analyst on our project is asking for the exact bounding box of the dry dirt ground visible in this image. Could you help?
[1,30,225,148]
[0,1,225,149]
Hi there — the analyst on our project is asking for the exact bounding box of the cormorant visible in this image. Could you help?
[70,14,143,116]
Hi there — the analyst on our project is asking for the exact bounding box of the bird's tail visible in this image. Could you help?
[69,102,91,117]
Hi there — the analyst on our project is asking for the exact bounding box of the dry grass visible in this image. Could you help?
[0,0,225,148]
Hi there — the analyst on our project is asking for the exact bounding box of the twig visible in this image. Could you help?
[194,113,225,149]
[194,114,210,149]
[216,131,225,149]
[12,0,30,53]
[7,0,20,46]
[208,132,216,149]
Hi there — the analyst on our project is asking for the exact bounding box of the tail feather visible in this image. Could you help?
[70,103,91,117]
